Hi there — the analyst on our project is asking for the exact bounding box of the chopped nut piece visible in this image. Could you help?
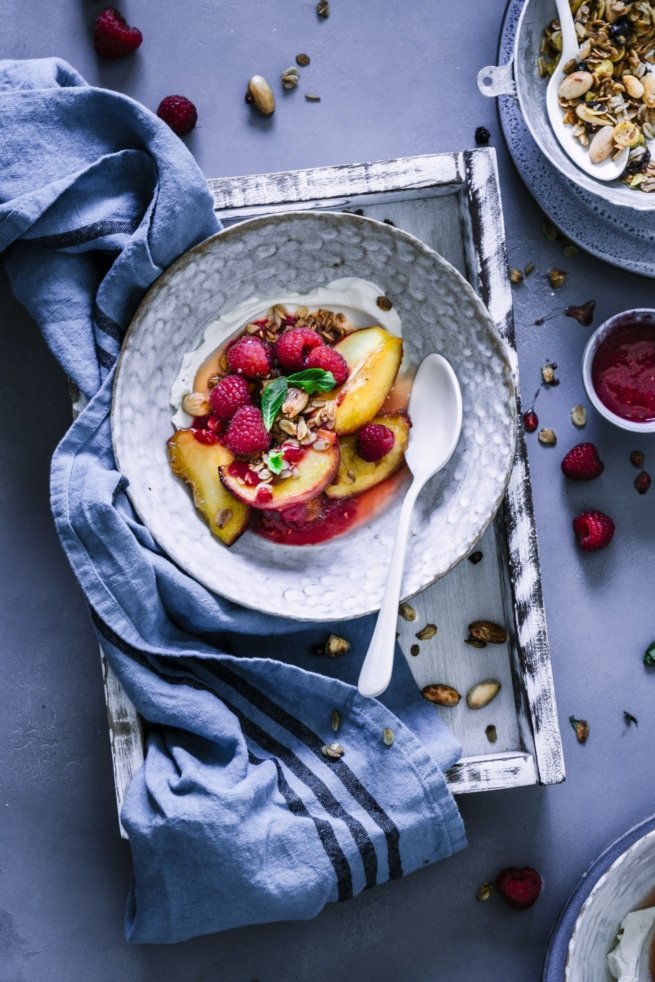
[468,620,507,644]
[321,742,345,760]
[281,66,300,90]
[538,427,557,446]
[325,634,350,657]
[296,53,311,66]
[541,362,559,386]
[509,267,524,285]
[410,644,420,657]
[571,404,587,428]
[468,550,483,564]
[399,601,417,621]
[569,715,589,744]
[416,623,438,641]
[485,724,498,744]
[547,268,567,289]
[182,391,211,417]
[281,387,309,418]
[316,0,330,17]
[466,679,501,710]
[382,727,394,747]
[476,882,493,902]
[421,683,461,708]
[376,295,393,311]
[464,637,487,649]
[331,709,341,732]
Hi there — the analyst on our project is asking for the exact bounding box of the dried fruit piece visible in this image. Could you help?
[410,644,420,657]
[468,621,507,644]
[475,126,491,145]
[305,93,321,102]
[635,471,652,495]
[496,867,543,910]
[466,679,501,710]
[416,623,437,641]
[571,405,587,428]
[485,724,497,744]
[547,268,567,289]
[572,510,615,551]
[468,550,483,564]
[569,715,589,744]
[376,295,393,311]
[316,0,330,17]
[324,634,350,657]
[476,881,493,901]
[296,53,311,66]
[399,602,416,621]
[523,409,539,433]
[382,728,394,747]
[561,442,604,481]
[538,428,557,446]
[630,450,646,469]
[564,300,596,326]
[321,742,345,760]
[421,684,461,708]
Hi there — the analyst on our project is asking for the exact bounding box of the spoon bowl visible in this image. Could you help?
[546,0,628,181]
[357,353,463,699]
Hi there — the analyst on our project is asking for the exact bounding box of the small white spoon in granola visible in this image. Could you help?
[546,0,628,181]
[357,353,462,699]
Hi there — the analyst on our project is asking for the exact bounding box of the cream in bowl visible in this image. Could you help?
[582,309,655,433]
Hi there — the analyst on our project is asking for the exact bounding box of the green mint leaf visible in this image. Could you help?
[286,368,337,394]
[267,450,285,476]
[261,377,288,431]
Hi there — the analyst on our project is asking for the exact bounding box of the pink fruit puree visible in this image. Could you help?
[591,314,655,423]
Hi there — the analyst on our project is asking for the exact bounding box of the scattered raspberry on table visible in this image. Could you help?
[93,8,143,59]
[561,442,605,481]
[495,867,543,910]
[572,510,615,551]
[157,95,198,137]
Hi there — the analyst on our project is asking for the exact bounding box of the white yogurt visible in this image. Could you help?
[607,907,655,982]
[170,277,402,429]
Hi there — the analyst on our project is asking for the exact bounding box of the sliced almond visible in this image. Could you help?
[466,679,501,710]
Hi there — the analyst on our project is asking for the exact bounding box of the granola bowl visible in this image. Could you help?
[478,0,655,212]
[112,211,516,621]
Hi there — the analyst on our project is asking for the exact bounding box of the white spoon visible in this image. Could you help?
[546,0,628,181]
[357,354,463,700]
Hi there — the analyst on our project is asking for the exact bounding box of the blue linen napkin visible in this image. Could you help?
[0,57,466,943]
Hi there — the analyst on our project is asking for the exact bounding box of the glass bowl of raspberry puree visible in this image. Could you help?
[582,309,655,434]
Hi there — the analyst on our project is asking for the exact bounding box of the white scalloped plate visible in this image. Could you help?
[111,212,516,621]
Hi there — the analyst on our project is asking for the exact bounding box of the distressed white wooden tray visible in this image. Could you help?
[101,150,565,838]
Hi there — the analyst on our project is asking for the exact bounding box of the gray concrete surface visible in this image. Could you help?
[2,1,654,979]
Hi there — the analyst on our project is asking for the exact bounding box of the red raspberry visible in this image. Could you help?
[572,510,615,551]
[224,406,271,456]
[209,375,251,420]
[561,442,605,481]
[495,867,543,910]
[356,423,395,462]
[274,328,323,372]
[226,336,272,379]
[305,345,349,385]
[157,95,198,137]
[93,8,143,59]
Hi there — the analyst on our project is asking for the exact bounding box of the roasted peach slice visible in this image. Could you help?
[325,413,410,498]
[220,431,340,511]
[167,429,249,545]
[325,326,403,435]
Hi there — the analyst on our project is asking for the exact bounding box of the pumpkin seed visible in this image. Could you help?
[416,623,437,641]
[466,679,501,710]
[421,683,461,708]
[324,634,350,657]
[398,602,416,621]
[331,709,341,732]
[467,620,507,644]
[382,728,394,747]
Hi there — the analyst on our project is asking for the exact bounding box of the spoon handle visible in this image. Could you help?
[357,479,421,699]
[554,0,580,55]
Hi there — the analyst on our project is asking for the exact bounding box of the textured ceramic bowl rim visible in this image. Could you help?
[512,0,655,214]
[566,827,655,980]
[582,308,655,434]
[112,211,517,621]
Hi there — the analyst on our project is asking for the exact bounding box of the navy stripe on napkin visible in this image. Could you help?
[93,302,124,343]
[29,218,139,249]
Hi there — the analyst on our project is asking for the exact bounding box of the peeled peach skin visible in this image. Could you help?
[167,429,250,545]
[325,413,410,499]
[220,431,340,511]
[325,326,403,435]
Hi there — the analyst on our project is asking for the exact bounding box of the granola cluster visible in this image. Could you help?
[540,0,655,191]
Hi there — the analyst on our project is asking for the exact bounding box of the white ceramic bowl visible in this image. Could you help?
[582,308,655,434]
[478,0,655,213]
[112,211,516,621]
[566,828,655,981]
